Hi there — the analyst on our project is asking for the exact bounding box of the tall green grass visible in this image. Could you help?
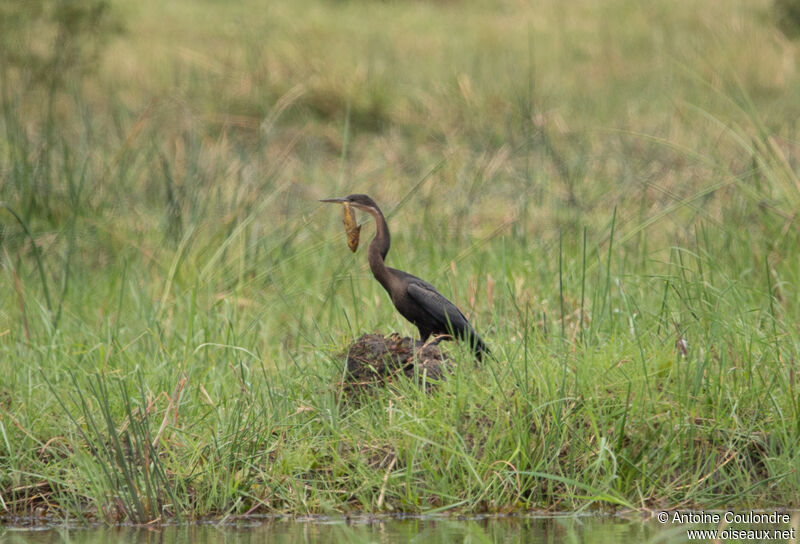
[1,0,799,524]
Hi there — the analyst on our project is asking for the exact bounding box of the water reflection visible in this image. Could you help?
[0,514,781,544]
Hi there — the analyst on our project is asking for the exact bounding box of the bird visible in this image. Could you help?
[320,194,489,360]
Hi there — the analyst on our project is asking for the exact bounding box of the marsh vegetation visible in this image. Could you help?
[1,0,799,524]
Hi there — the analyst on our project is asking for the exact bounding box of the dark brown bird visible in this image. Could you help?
[321,194,489,360]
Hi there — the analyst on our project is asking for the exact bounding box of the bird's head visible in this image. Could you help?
[319,194,380,214]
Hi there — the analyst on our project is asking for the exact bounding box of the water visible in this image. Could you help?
[0,515,693,544]
[2,514,798,543]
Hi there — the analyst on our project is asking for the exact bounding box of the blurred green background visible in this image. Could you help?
[1,0,799,522]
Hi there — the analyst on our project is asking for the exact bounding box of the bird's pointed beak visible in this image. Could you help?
[319,197,348,204]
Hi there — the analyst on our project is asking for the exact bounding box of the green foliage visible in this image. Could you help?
[0,0,799,524]
[774,0,800,38]
[0,0,119,246]
[0,0,118,89]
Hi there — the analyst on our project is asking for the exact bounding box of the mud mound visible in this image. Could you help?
[342,333,450,389]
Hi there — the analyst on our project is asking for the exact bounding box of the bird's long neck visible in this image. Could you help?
[366,206,393,290]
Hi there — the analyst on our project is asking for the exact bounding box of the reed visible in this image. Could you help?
[0,0,798,524]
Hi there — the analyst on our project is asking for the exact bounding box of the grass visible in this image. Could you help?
[1,0,799,524]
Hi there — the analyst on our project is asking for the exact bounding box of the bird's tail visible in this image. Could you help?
[466,331,490,362]
[451,325,489,362]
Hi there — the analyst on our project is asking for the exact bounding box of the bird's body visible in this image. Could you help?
[321,194,488,360]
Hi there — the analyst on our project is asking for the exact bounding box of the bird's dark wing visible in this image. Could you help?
[406,279,471,333]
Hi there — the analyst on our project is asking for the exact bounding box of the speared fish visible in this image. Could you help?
[342,201,361,252]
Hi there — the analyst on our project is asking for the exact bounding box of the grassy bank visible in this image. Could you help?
[1,0,799,523]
